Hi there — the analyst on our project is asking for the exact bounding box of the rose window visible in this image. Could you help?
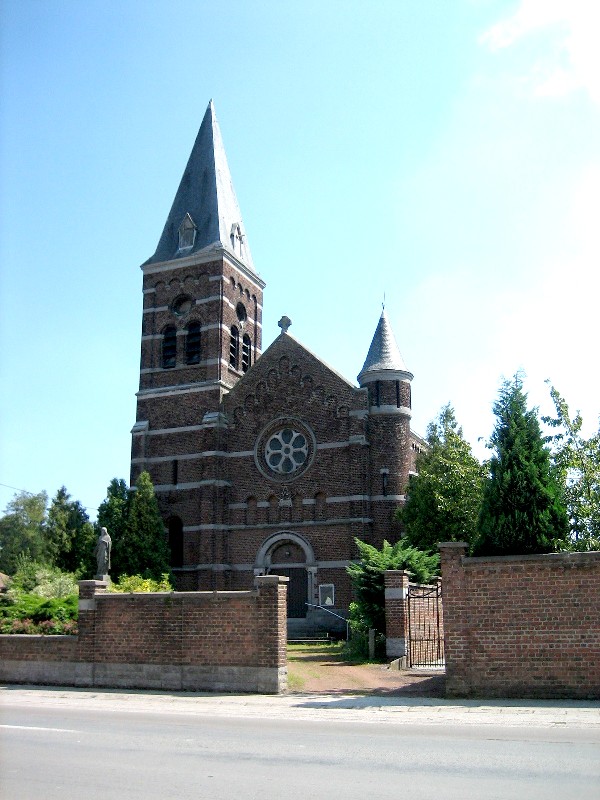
[265,428,308,475]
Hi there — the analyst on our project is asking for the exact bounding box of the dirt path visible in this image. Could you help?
[287,643,445,696]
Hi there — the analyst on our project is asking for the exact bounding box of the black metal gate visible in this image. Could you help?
[407,582,444,667]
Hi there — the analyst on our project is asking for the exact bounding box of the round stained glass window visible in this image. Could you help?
[255,417,316,481]
[265,428,308,475]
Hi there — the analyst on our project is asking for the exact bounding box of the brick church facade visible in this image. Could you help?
[130,101,424,625]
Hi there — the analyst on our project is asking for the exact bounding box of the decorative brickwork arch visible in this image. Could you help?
[255,532,316,619]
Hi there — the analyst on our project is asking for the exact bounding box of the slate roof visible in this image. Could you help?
[143,100,255,272]
[357,309,412,384]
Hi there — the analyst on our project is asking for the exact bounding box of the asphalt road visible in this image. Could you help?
[2,689,599,800]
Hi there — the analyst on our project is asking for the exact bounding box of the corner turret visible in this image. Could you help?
[358,309,413,415]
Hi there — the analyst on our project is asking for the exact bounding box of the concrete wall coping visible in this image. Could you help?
[254,575,289,585]
[462,550,600,566]
[438,542,469,549]
[94,590,258,600]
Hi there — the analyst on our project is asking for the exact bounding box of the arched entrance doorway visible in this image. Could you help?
[255,532,315,619]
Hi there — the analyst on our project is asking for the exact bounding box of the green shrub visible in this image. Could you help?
[0,593,78,626]
[8,557,78,599]
[108,573,172,593]
[10,554,48,593]
[347,538,439,636]
[31,568,78,598]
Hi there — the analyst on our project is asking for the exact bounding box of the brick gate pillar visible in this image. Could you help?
[384,570,410,660]
[439,542,469,696]
[76,579,107,686]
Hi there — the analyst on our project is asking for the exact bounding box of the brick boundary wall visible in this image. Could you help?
[0,575,288,694]
[440,542,600,699]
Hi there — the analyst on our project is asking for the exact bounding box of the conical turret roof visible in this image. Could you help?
[143,100,255,272]
[357,309,413,385]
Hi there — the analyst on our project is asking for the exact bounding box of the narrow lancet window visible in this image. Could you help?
[185,322,201,364]
[162,326,177,368]
[242,334,251,372]
[229,326,239,369]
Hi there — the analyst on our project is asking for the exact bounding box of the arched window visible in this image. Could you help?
[185,322,201,364]
[162,326,177,368]
[167,516,184,568]
[229,325,239,369]
[242,334,251,372]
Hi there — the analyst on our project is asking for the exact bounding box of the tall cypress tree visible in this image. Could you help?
[125,471,171,580]
[476,375,568,556]
[46,487,96,575]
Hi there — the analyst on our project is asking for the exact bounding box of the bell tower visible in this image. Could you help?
[130,101,265,504]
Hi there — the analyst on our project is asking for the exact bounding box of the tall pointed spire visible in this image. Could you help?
[357,309,413,385]
[144,100,255,272]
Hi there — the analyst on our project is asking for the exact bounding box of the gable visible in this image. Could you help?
[223,332,367,450]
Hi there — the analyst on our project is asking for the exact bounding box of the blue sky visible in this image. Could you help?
[1,0,599,519]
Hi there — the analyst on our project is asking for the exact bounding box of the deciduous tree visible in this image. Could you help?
[0,491,48,574]
[543,383,600,550]
[399,404,485,553]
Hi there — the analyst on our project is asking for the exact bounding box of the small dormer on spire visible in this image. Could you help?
[178,213,197,252]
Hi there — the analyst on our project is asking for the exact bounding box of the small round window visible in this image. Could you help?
[172,295,193,316]
[265,428,308,475]
[236,302,247,322]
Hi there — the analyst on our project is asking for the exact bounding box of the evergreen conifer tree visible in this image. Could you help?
[347,538,439,634]
[476,375,568,556]
[46,487,96,575]
[124,471,171,580]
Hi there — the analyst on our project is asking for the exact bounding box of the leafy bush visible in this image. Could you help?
[108,573,172,593]
[342,602,387,661]
[347,538,439,636]
[0,593,78,631]
[31,567,78,598]
[9,554,48,593]
[8,557,78,599]
[0,615,78,635]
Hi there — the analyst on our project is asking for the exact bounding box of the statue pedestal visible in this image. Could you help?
[95,574,110,583]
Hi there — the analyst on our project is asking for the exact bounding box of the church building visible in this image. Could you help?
[130,101,424,627]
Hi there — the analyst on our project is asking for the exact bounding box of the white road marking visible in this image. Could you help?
[0,724,78,733]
